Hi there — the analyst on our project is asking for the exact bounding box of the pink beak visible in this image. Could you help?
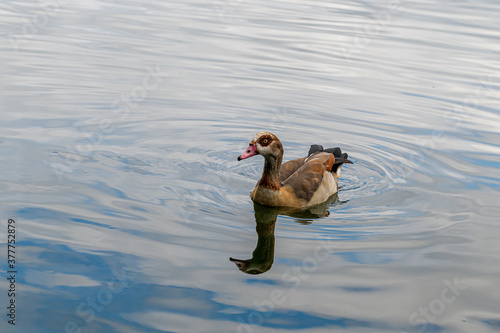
[238,144,258,161]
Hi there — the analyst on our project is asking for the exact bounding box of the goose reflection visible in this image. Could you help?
[230,194,338,274]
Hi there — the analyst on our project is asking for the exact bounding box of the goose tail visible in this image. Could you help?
[308,145,352,177]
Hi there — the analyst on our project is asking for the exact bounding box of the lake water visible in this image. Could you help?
[1,0,500,332]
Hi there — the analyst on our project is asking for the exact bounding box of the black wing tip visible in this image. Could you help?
[309,145,347,158]
[308,144,324,156]
[324,147,342,157]
[308,145,353,165]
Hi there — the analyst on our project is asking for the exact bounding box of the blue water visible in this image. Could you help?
[1,0,500,332]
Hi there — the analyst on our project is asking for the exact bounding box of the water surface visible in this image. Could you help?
[1,0,500,332]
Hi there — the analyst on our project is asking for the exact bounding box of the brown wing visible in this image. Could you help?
[279,157,307,183]
[282,152,335,202]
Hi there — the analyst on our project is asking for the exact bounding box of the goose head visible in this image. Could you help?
[237,132,283,161]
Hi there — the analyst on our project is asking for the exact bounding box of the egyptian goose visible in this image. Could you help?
[238,132,352,208]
